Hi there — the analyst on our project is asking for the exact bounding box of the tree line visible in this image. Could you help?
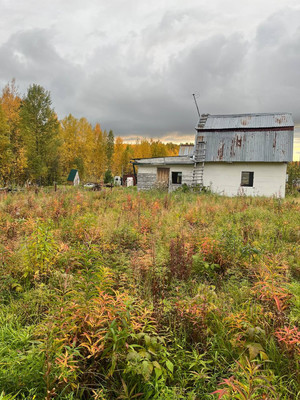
[0,80,179,186]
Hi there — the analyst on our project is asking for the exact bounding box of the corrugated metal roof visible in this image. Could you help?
[196,113,294,130]
[179,145,194,156]
[133,113,294,165]
[133,156,194,165]
[195,130,294,162]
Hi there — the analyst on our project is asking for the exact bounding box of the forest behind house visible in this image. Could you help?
[0,80,179,187]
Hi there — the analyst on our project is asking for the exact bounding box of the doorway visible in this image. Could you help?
[157,168,170,188]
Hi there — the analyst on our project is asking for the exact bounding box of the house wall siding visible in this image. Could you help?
[203,162,287,197]
[195,129,293,162]
[137,163,287,197]
[137,165,193,191]
[137,170,157,190]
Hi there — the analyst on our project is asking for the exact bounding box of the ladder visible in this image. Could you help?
[192,139,206,188]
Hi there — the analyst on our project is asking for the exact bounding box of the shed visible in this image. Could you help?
[67,169,80,186]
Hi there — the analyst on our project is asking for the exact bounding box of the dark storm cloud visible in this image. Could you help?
[0,29,82,109]
[248,8,300,123]
[74,7,300,138]
[77,31,250,136]
[0,5,299,143]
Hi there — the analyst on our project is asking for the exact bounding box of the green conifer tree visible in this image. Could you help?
[20,84,60,185]
[106,130,114,170]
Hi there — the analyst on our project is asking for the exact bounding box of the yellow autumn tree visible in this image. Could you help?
[133,139,152,159]
[0,80,27,185]
[132,138,179,159]
[0,103,10,185]
[60,114,82,178]
[150,139,168,157]
[165,142,179,156]
[92,123,107,180]
[60,117,113,182]
[81,118,96,180]
[121,144,134,175]
[113,137,126,176]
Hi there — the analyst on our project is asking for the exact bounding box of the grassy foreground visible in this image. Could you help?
[0,187,299,399]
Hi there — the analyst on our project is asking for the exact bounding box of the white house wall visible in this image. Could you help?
[169,165,193,191]
[203,162,287,197]
[137,162,287,197]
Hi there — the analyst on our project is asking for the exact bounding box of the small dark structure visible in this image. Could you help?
[67,169,80,186]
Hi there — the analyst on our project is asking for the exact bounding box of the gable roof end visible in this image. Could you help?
[67,169,78,182]
[196,113,294,130]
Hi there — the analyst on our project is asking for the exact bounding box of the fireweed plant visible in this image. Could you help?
[0,187,299,399]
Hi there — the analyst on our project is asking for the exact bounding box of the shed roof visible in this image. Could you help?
[67,169,78,181]
[133,156,194,166]
[179,145,194,156]
[196,113,294,131]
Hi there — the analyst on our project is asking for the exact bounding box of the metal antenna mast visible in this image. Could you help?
[192,93,200,118]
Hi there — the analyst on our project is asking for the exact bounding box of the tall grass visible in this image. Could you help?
[0,187,299,399]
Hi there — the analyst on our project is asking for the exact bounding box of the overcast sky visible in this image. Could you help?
[0,0,299,157]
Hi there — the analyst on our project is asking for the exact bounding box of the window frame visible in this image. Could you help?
[172,171,182,185]
[241,171,254,187]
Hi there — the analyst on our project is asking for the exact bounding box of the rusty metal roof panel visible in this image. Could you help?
[179,145,194,156]
[197,129,294,162]
[196,113,294,130]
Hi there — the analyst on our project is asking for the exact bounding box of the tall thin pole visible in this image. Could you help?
[192,94,200,118]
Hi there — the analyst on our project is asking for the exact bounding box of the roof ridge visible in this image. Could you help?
[205,112,292,118]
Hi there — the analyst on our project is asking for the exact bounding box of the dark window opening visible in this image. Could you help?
[172,172,182,184]
[241,171,254,187]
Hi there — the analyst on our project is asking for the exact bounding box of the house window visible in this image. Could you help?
[172,172,182,184]
[241,171,254,187]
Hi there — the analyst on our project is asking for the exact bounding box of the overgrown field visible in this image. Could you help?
[0,188,299,399]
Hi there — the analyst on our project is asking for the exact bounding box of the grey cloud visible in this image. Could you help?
[0,4,299,144]
[141,7,217,48]
[76,31,250,136]
[74,14,300,139]
[256,17,287,48]
[0,29,83,113]
[248,8,300,124]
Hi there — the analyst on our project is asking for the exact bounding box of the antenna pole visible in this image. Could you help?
[192,94,200,118]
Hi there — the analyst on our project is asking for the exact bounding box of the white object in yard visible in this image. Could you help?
[114,176,121,186]
[84,182,96,188]
[126,177,133,187]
